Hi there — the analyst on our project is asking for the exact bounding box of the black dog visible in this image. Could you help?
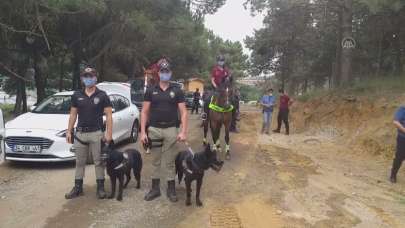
[175,144,223,206]
[105,144,142,201]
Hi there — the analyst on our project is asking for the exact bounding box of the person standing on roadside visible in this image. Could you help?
[273,89,293,135]
[141,58,188,202]
[260,88,275,135]
[191,88,201,114]
[390,106,405,183]
[65,67,113,200]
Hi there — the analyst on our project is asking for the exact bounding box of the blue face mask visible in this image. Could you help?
[82,77,97,87]
[159,72,172,82]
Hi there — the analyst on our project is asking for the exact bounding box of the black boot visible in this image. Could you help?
[167,180,178,202]
[390,159,401,183]
[144,179,161,201]
[96,179,107,199]
[65,179,83,199]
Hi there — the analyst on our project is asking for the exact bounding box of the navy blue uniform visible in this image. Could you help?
[390,107,405,181]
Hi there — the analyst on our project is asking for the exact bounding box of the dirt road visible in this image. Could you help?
[1,108,405,228]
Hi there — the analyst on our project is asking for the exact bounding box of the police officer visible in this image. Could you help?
[191,88,201,114]
[390,106,405,183]
[141,58,188,202]
[65,67,113,199]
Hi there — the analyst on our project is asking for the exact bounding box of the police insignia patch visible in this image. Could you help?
[170,91,175,98]
[94,97,100,104]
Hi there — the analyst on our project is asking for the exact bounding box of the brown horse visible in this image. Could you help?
[203,79,233,160]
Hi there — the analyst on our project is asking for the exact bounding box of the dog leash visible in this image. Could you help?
[182,141,195,174]
[183,141,195,158]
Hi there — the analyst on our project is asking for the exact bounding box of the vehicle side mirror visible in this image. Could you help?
[112,108,116,113]
[30,106,36,111]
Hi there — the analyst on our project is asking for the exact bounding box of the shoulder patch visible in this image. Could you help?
[170,91,175,98]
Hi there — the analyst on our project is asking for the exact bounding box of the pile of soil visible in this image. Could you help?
[289,94,404,158]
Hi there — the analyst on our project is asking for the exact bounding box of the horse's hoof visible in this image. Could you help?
[225,152,231,160]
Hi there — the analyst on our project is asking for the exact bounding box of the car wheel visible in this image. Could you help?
[130,120,139,143]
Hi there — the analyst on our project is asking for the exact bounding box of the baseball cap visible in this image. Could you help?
[80,67,97,77]
[158,59,171,72]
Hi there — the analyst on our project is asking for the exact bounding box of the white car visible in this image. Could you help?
[3,82,140,162]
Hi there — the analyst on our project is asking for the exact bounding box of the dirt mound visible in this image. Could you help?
[290,94,403,158]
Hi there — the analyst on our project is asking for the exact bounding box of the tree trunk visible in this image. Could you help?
[21,81,27,113]
[13,81,22,116]
[72,48,81,90]
[332,9,343,87]
[59,55,65,92]
[34,52,46,103]
[376,28,384,77]
[340,0,354,86]
[392,13,402,75]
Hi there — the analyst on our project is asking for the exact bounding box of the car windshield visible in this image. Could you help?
[185,93,194,99]
[32,95,72,114]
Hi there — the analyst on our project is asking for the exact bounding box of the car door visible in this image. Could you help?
[120,96,135,138]
[0,109,5,160]
[110,95,130,142]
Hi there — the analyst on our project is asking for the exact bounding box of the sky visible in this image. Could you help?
[205,0,264,53]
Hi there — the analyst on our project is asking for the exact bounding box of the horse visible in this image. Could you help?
[203,79,234,160]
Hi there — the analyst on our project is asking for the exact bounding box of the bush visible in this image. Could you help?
[298,75,405,101]
[0,104,14,121]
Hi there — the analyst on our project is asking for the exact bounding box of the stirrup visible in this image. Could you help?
[201,112,207,120]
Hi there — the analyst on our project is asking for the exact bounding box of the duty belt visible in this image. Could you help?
[151,121,177,129]
[76,126,102,133]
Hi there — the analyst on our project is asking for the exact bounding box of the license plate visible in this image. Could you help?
[13,145,41,153]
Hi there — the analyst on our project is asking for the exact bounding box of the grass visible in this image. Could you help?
[298,75,405,102]
[0,104,14,121]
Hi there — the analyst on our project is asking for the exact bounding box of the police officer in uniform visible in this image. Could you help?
[65,67,113,199]
[141,59,188,202]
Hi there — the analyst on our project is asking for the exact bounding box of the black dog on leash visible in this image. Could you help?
[175,144,224,206]
[104,144,142,201]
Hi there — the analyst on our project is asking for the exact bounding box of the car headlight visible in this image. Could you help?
[56,129,67,137]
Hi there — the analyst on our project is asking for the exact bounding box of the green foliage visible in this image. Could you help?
[297,74,405,101]
[238,84,261,102]
[0,103,14,121]
[0,0,248,115]
[245,0,405,95]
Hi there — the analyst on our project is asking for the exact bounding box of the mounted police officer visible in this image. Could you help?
[203,55,232,117]
[141,58,188,202]
[65,67,113,200]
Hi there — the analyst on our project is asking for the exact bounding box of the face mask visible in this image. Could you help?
[159,72,172,81]
[82,77,97,87]
[218,61,225,66]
